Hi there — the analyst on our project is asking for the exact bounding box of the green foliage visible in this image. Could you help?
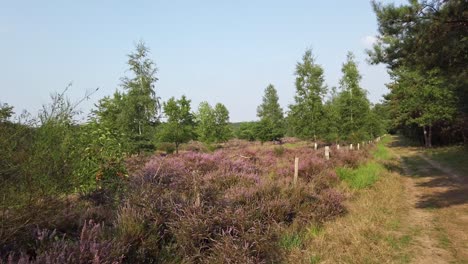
[373,142,391,160]
[235,122,257,141]
[196,101,216,143]
[195,102,231,143]
[288,49,327,140]
[93,41,159,153]
[335,52,372,142]
[75,122,127,192]
[0,102,14,122]
[369,0,467,145]
[257,84,285,141]
[279,233,302,250]
[322,87,341,143]
[386,68,457,146]
[213,103,232,142]
[158,95,195,153]
[337,162,382,189]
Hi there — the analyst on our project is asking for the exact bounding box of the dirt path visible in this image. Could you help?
[392,143,468,263]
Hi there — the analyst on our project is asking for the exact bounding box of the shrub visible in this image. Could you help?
[273,146,285,156]
[157,142,176,154]
[3,221,126,264]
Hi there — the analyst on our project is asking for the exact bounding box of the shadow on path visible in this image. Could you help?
[391,136,468,209]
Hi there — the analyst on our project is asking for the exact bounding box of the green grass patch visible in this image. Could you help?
[373,143,391,160]
[426,146,468,177]
[308,255,321,264]
[337,162,383,189]
[385,234,412,250]
[279,233,302,250]
[306,225,323,238]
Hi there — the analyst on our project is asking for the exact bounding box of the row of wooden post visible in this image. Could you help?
[293,136,383,186]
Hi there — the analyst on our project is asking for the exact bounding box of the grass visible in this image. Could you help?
[373,142,391,160]
[305,167,412,263]
[337,162,383,189]
[426,146,468,177]
[280,233,303,250]
[298,137,413,263]
[336,136,393,190]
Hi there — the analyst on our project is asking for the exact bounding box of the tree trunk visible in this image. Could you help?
[175,142,179,154]
[423,125,432,148]
[463,113,468,146]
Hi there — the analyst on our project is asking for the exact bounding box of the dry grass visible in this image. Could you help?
[286,139,414,264]
[302,167,412,263]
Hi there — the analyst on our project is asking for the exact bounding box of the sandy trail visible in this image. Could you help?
[393,145,468,263]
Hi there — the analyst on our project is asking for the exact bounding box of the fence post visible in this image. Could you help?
[325,146,330,160]
[357,143,360,150]
[314,142,318,150]
[337,144,340,150]
[195,192,201,207]
[350,143,353,150]
[294,157,299,186]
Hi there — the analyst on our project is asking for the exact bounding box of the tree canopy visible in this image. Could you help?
[288,49,327,140]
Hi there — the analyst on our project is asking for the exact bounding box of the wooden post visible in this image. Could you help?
[195,192,201,207]
[350,143,353,150]
[325,146,330,160]
[294,157,299,186]
[314,142,317,150]
[337,144,340,150]
[357,143,360,150]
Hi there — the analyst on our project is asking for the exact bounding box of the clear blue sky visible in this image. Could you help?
[0,0,403,122]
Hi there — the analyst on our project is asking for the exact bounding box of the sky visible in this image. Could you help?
[0,0,405,122]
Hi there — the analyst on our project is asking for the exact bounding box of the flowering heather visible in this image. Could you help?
[2,140,372,263]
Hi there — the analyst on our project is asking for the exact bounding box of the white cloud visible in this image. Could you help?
[361,35,377,48]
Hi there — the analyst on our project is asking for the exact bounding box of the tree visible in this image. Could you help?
[369,0,467,145]
[121,41,160,136]
[195,101,216,143]
[195,102,231,143]
[288,49,327,140]
[93,41,160,152]
[0,103,14,123]
[336,52,371,141]
[158,96,195,153]
[387,68,456,147]
[235,122,257,141]
[322,87,341,143]
[213,103,231,142]
[257,84,284,141]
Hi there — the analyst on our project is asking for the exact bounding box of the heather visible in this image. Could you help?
[1,141,372,263]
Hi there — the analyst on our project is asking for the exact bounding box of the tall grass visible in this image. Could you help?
[337,162,383,189]
[373,143,391,160]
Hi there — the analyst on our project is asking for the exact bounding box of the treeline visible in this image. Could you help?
[0,41,386,197]
[236,51,386,143]
[369,0,467,147]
